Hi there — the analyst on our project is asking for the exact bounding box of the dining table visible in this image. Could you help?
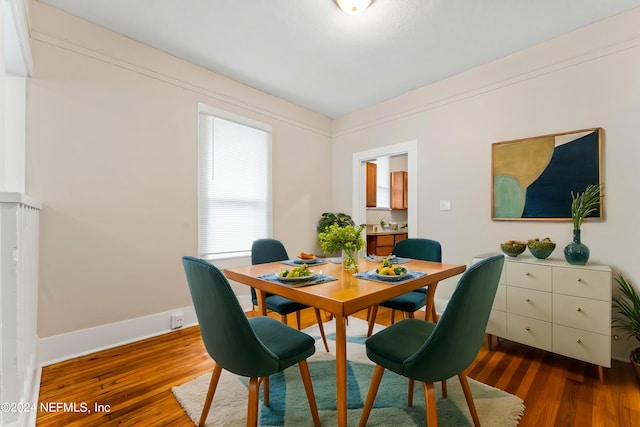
[224,257,466,427]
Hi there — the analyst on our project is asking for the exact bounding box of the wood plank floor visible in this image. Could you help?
[36,307,640,426]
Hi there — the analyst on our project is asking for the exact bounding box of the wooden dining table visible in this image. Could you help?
[224,257,466,427]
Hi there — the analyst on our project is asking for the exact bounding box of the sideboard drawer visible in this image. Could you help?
[552,294,610,335]
[487,309,506,337]
[506,262,552,291]
[553,324,611,367]
[553,266,611,301]
[507,286,552,322]
[507,313,552,351]
[493,284,506,311]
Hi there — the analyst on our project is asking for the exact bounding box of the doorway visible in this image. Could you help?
[351,141,418,236]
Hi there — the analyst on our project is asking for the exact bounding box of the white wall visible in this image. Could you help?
[27,2,333,339]
[332,8,640,361]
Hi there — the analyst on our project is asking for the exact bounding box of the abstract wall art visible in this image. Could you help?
[492,128,603,221]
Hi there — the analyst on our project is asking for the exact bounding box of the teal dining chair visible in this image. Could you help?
[367,238,442,337]
[182,256,321,427]
[251,238,329,352]
[358,254,505,427]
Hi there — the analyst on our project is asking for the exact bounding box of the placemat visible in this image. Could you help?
[354,269,426,284]
[258,273,338,288]
[280,258,327,267]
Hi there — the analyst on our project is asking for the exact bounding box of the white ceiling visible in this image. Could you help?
[38,0,640,118]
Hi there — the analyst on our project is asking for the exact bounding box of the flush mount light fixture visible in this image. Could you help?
[335,0,374,15]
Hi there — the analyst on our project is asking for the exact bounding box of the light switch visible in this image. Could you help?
[439,200,451,211]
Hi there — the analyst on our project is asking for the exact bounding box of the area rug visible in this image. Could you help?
[172,318,525,426]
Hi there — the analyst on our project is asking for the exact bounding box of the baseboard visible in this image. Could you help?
[38,306,200,366]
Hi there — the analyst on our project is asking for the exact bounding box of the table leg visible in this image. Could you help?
[256,289,267,316]
[335,314,348,427]
[425,283,439,323]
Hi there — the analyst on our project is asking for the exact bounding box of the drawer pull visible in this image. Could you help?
[577,339,582,344]
[577,307,582,312]
[577,278,582,282]
[525,327,531,331]
[526,298,531,302]
[525,272,531,276]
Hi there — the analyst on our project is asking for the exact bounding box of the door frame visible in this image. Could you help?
[352,140,418,236]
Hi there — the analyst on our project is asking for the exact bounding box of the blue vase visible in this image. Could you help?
[564,229,590,265]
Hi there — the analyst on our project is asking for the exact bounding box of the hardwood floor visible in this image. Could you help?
[36,308,640,426]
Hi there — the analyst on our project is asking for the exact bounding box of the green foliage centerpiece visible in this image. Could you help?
[613,274,640,384]
[318,223,365,272]
[564,183,603,265]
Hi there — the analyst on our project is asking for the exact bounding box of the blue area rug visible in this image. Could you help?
[172,319,524,426]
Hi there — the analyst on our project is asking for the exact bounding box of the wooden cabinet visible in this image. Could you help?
[367,232,407,256]
[482,255,612,382]
[366,162,377,207]
[390,171,407,210]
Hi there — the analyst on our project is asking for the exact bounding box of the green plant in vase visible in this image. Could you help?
[564,183,603,265]
[318,223,365,272]
[612,274,640,383]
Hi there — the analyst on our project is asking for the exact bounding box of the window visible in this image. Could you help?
[198,106,272,258]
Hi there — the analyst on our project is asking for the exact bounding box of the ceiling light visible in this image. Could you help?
[335,0,374,15]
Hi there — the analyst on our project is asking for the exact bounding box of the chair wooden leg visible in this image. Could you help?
[406,311,415,319]
[262,376,270,406]
[198,363,223,427]
[358,364,385,427]
[390,309,396,324]
[422,381,438,427]
[314,308,330,352]
[458,374,480,427]
[298,360,321,427]
[441,380,447,399]
[247,377,260,427]
[407,378,415,407]
[280,314,287,325]
[367,305,379,337]
[296,311,301,330]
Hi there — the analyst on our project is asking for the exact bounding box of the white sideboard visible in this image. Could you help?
[479,254,612,383]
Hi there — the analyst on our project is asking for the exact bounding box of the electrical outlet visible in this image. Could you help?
[170,313,183,330]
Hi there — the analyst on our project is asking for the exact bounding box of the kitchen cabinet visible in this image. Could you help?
[390,171,407,210]
[366,162,377,207]
[481,255,611,383]
[367,232,408,256]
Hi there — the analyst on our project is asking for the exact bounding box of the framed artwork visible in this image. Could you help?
[492,128,603,221]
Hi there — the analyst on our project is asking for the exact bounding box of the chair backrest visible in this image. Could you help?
[250,239,289,302]
[392,238,442,262]
[404,254,505,382]
[251,238,289,265]
[182,256,280,377]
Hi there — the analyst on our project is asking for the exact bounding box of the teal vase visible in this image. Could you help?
[564,229,590,265]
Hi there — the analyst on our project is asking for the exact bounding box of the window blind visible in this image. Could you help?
[198,113,272,257]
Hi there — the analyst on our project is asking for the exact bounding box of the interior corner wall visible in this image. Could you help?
[27,2,332,340]
[330,8,640,361]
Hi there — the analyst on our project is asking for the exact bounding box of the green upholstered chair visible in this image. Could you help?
[358,254,505,427]
[367,238,442,337]
[251,238,329,352]
[182,256,321,427]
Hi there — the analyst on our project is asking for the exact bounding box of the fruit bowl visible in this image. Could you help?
[500,241,526,257]
[527,238,556,260]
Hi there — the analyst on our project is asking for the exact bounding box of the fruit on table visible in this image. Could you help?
[376,259,407,276]
[299,252,315,260]
[279,265,312,278]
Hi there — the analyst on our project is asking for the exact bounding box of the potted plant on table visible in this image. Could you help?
[318,223,365,272]
[612,273,640,384]
[564,183,604,265]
